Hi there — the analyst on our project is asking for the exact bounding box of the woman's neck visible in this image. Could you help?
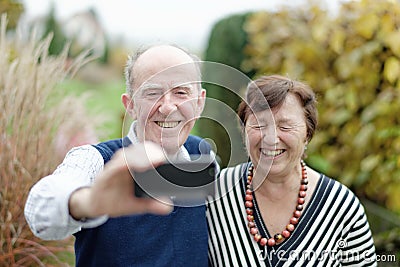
[253,164,302,201]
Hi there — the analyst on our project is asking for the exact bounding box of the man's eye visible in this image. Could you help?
[174,89,189,95]
[145,91,161,97]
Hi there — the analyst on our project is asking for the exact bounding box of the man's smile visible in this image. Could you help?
[155,121,181,128]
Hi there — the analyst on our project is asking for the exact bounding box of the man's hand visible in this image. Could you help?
[69,142,173,220]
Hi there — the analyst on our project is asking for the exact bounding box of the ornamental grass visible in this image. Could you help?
[0,14,98,266]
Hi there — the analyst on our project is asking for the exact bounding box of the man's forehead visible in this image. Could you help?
[133,63,199,90]
[138,82,195,91]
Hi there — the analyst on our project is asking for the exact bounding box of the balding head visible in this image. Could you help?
[124,44,201,97]
[121,44,206,154]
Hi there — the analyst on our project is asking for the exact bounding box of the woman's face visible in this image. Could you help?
[245,93,308,177]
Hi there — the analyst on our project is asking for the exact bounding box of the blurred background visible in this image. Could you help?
[1,0,400,265]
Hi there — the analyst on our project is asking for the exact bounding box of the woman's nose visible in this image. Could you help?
[262,126,279,145]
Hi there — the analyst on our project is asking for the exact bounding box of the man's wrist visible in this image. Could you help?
[68,187,94,221]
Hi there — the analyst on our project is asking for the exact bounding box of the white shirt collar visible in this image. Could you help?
[127,121,191,161]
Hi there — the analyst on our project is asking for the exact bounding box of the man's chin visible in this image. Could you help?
[157,138,182,155]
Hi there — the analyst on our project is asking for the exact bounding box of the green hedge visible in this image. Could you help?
[243,0,400,214]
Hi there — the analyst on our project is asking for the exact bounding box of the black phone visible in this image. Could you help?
[133,156,216,203]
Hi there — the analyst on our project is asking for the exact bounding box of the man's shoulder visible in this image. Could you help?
[184,135,211,154]
[91,137,131,163]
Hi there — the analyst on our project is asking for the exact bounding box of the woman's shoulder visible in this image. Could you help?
[313,169,363,208]
[219,162,248,176]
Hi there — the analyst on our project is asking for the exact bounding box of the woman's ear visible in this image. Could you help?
[121,93,136,119]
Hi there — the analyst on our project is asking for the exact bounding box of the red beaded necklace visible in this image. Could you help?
[245,160,308,247]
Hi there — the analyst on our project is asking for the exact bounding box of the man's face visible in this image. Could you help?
[124,47,205,155]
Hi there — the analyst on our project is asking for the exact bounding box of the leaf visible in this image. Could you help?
[354,13,380,39]
[386,183,400,213]
[330,29,346,54]
[353,124,375,148]
[384,57,400,84]
[330,109,352,125]
[384,32,400,58]
[361,154,381,172]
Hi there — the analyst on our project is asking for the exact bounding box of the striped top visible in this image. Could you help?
[206,163,377,267]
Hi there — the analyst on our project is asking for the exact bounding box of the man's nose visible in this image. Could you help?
[158,93,178,115]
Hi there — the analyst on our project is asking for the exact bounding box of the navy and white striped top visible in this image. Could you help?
[207,163,377,267]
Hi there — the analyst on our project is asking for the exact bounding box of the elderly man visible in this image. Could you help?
[25,44,211,266]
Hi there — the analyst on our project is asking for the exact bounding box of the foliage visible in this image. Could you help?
[57,78,125,141]
[243,0,400,214]
[374,228,400,260]
[0,0,23,30]
[198,13,254,167]
[42,2,68,56]
[0,15,97,266]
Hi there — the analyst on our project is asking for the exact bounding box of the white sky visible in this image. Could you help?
[22,0,345,51]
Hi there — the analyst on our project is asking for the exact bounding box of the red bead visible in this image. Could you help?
[301,178,308,185]
[260,238,268,246]
[250,227,258,235]
[245,194,253,201]
[245,201,253,208]
[246,189,252,195]
[254,234,261,242]
[248,222,255,228]
[286,224,295,232]
[300,185,308,191]
[296,204,303,211]
[282,230,291,238]
[246,208,253,215]
[267,238,276,246]
[247,215,254,222]
[290,217,298,225]
[293,210,301,218]
[299,191,306,198]
[298,198,305,204]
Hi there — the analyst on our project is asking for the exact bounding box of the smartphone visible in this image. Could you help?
[134,156,216,203]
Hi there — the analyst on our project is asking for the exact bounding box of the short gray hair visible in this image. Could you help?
[124,44,202,97]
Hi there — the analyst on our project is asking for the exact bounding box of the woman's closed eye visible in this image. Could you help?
[279,126,293,131]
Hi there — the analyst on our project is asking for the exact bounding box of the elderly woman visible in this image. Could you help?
[207,75,377,266]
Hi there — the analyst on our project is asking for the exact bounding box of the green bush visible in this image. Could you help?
[197,13,254,167]
[243,0,400,214]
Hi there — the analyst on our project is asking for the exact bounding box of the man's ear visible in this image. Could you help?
[196,88,206,116]
[121,93,136,119]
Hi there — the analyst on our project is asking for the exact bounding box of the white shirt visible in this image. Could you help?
[24,122,192,240]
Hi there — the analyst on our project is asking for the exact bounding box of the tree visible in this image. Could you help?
[197,13,255,167]
[42,2,67,55]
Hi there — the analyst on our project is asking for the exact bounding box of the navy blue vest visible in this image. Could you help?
[74,135,210,267]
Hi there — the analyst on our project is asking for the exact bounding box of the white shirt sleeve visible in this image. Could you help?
[24,145,109,240]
